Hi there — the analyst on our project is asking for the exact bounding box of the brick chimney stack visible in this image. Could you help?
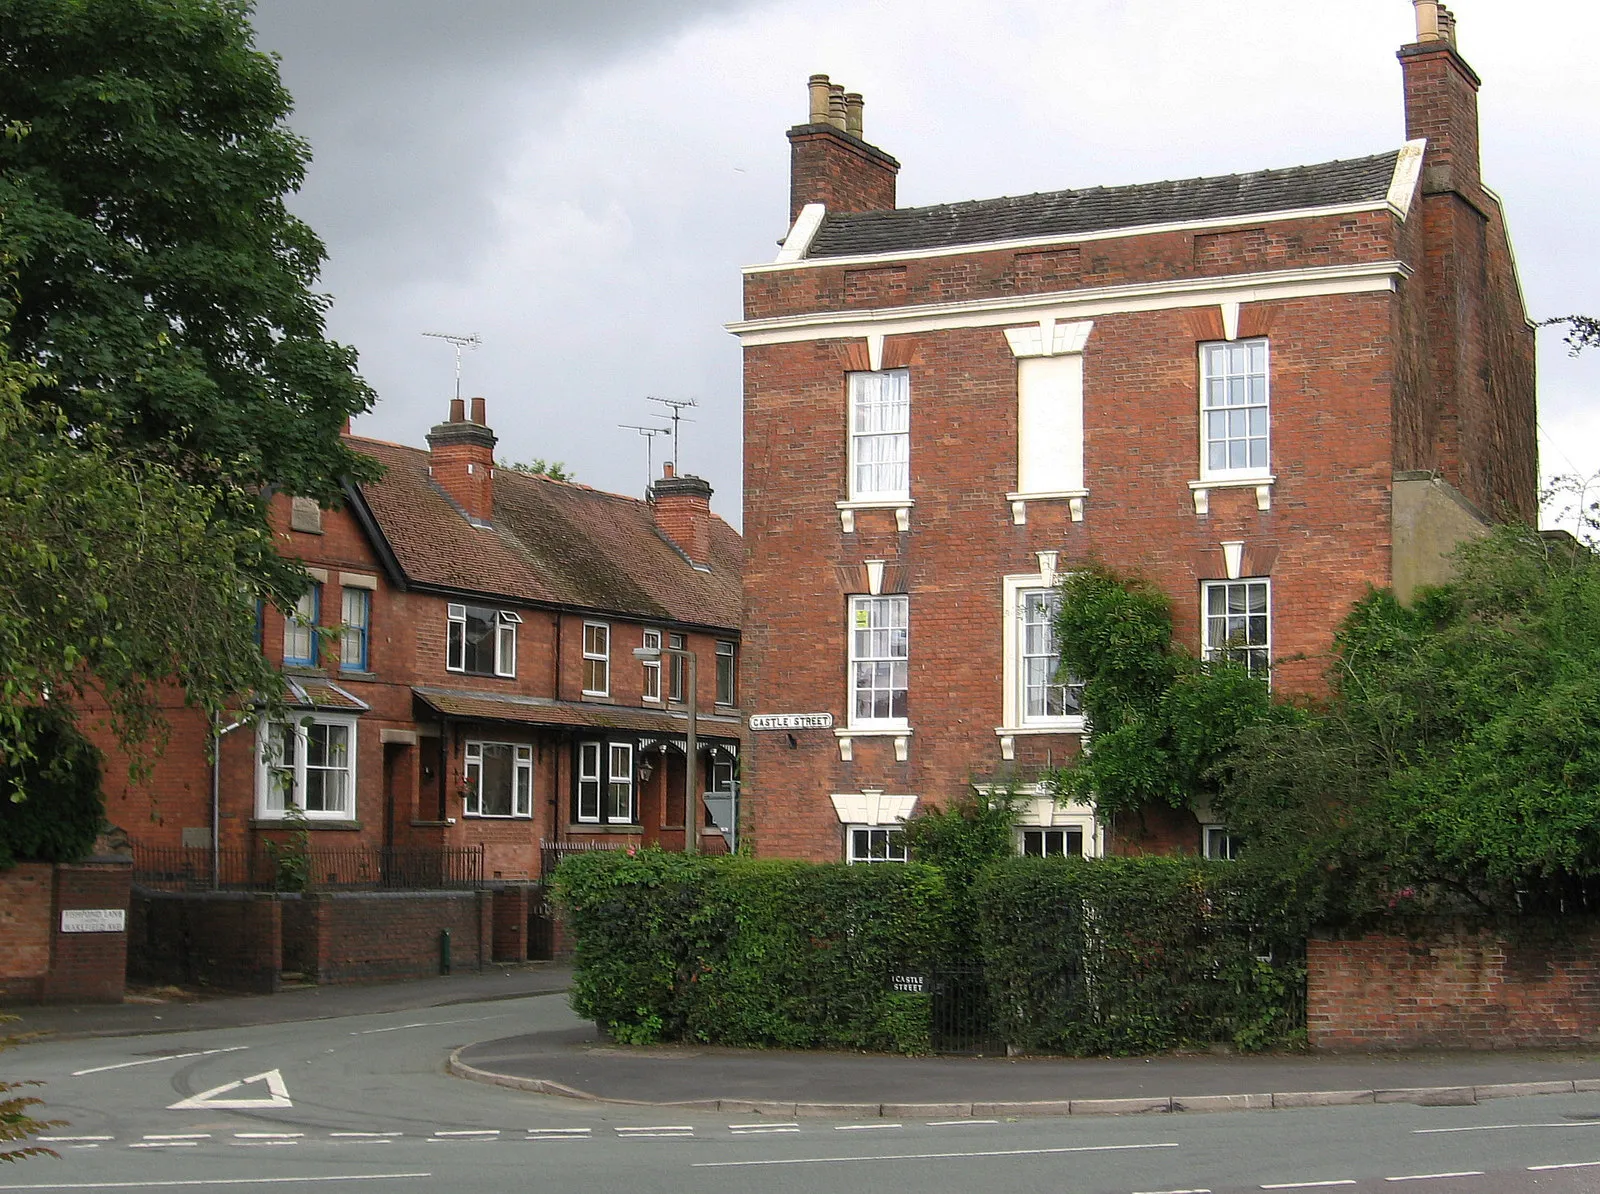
[787,73,900,226]
[1399,0,1480,201]
[426,396,497,524]
[650,462,714,566]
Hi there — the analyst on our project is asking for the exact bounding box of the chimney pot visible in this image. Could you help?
[808,73,831,124]
[428,398,498,523]
[844,92,863,139]
[827,84,847,130]
[449,397,465,423]
[470,396,486,425]
[1437,3,1456,45]
[663,461,675,478]
[1412,0,1441,41]
[649,470,714,566]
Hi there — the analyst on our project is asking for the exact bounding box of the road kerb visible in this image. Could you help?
[1272,1089,1375,1108]
[1069,1096,1173,1116]
[715,1100,799,1116]
[972,1101,1074,1117]
[881,1103,975,1119]
[1374,1087,1476,1106]
[792,1102,884,1118]
[1475,1081,1576,1100]
[1173,1093,1273,1113]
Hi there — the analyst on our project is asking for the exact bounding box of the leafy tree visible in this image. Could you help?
[0,332,285,773]
[1543,314,1600,357]
[1,1016,62,1164]
[0,707,103,868]
[0,0,378,582]
[1219,526,1600,920]
[1048,566,1276,824]
[500,458,575,482]
[900,787,1017,951]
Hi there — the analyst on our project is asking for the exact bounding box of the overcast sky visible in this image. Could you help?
[249,0,1597,532]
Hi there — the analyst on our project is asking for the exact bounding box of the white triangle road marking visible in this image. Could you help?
[168,1068,293,1110]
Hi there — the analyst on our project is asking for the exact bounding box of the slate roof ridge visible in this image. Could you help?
[805,147,1404,260]
[880,148,1404,221]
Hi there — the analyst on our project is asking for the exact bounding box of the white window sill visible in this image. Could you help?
[836,498,913,533]
[1005,490,1087,526]
[834,726,911,763]
[1189,474,1275,515]
[995,721,1085,760]
[463,813,534,820]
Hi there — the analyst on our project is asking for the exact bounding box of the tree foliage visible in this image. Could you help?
[499,458,574,482]
[0,342,286,770]
[0,707,103,867]
[1219,527,1600,920]
[1048,565,1276,821]
[1,1017,62,1165]
[0,0,377,570]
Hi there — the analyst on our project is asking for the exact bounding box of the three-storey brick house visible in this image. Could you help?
[733,5,1536,862]
[103,396,742,883]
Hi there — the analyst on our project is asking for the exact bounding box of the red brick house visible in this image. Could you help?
[733,6,1535,863]
[104,396,742,882]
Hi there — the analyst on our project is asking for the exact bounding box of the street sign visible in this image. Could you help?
[60,909,125,933]
[748,712,833,731]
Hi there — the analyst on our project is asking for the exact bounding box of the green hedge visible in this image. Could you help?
[973,856,1309,1054]
[553,851,948,1053]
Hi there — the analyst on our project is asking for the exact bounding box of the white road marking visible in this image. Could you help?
[1384,1174,1484,1183]
[430,1130,498,1137]
[142,1135,209,1141]
[1529,1160,1600,1171]
[693,1141,1179,1168]
[835,1123,902,1131]
[230,1142,299,1148]
[616,1126,693,1135]
[328,1133,402,1139]
[168,1068,291,1110]
[1416,1121,1600,1134]
[0,1175,431,1190]
[38,1137,113,1143]
[730,1127,800,1135]
[65,1146,100,1152]
[525,1129,590,1138]
[72,1047,248,1077]
[127,1144,196,1150]
[348,1015,504,1036]
[928,1119,998,1126]
[234,1134,303,1140]
[1134,1188,1212,1194]
[1261,1183,1357,1190]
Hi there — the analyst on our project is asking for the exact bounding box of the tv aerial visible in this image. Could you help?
[421,331,481,401]
[619,423,672,488]
[647,396,698,471]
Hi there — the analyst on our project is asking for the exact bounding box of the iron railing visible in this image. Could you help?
[539,837,629,882]
[132,843,485,892]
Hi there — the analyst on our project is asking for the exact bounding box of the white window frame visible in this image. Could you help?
[667,632,686,703]
[576,741,602,823]
[848,594,909,730]
[984,784,1102,859]
[606,742,635,823]
[1201,578,1272,680]
[1018,826,1086,858]
[999,573,1084,737]
[848,368,910,501]
[462,741,533,819]
[641,629,662,703]
[339,587,370,673]
[446,603,520,678]
[582,622,610,696]
[1203,824,1243,860]
[256,714,357,821]
[715,640,736,707]
[1199,338,1271,482]
[283,586,319,667]
[846,825,908,865]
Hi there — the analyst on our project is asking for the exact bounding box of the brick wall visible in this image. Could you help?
[1,861,131,1004]
[129,890,282,994]
[1308,928,1600,1050]
[290,890,489,984]
[490,884,531,963]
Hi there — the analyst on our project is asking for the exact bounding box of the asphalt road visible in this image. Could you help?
[9,989,1600,1193]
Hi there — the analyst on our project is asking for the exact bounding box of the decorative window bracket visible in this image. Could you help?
[835,728,910,762]
[1189,477,1275,516]
[1007,490,1087,526]
[837,499,913,534]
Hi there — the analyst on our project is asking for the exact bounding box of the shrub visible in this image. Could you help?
[973,856,1309,1054]
[0,707,104,869]
[553,850,948,1053]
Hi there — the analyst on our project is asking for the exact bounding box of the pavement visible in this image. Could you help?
[451,1024,1600,1119]
[13,964,1600,1122]
[1,961,573,1040]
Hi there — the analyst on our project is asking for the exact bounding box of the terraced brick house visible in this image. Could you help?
[104,396,742,886]
[733,4,1536,863]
